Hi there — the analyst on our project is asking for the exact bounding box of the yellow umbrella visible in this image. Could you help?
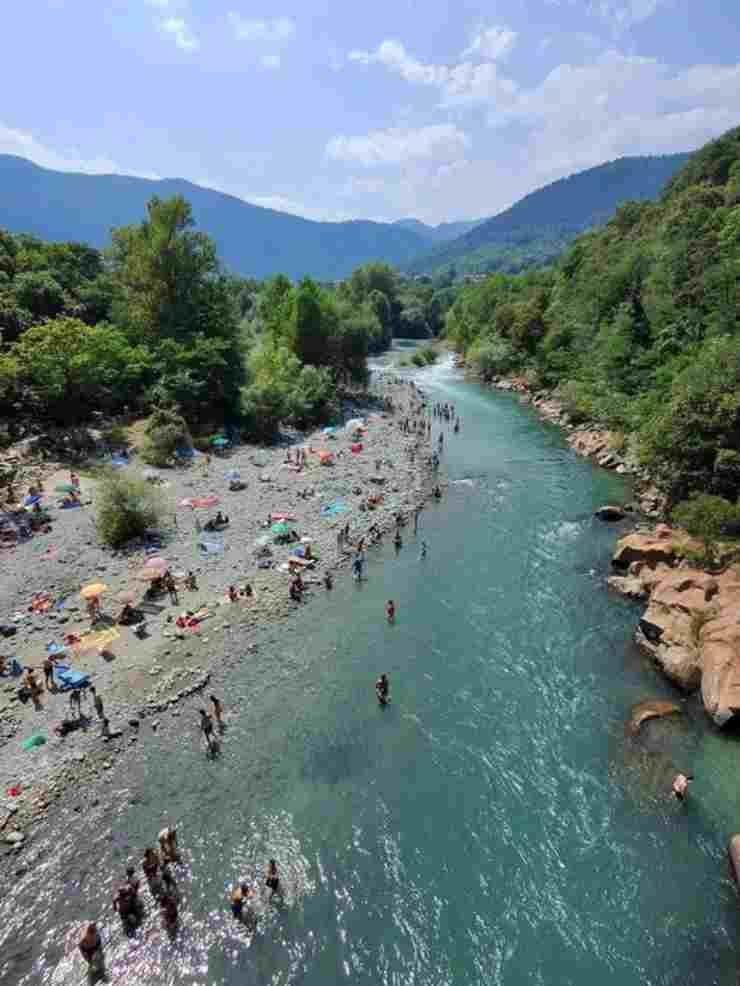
[80,583,108,600]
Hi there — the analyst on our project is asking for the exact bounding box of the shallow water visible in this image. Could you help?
[3,358,740,986]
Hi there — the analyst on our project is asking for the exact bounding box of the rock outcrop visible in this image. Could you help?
[610,528,740,726]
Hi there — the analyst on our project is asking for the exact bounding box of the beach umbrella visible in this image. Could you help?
[225,469,241,481]
[322,426,336,434]
[143,556,168,572]
[55,483,77,494]
[345,418,364,432]
[271,521,290,536]
[211,436,229,447]
[80,583,107,600]
[23,494,42,506]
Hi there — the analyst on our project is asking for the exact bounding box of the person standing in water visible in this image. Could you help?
[78,922,103,972]
[420,540,428,560]
[386,600,396,623]
[199,708,216,752]
[376,673,390,705]
[672,773,693,801]
[210,695,224,727]
[265,859,280,894]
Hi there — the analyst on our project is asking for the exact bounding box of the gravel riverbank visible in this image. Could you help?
[0,375,441,853]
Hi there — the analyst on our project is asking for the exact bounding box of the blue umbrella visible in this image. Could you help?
[225,469,241,481]
[212,437,229,447]
[24,495,42,506]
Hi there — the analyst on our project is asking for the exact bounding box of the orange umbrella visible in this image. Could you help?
[80,583,108,599]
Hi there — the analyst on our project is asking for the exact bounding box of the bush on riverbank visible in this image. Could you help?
[411,345,438,367]
[141,408,192,467]
[672,494,740,565]
[95,471,166,547]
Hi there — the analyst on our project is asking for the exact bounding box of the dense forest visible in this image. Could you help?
[0,197,455,444]
[446,126,740,520]
[406,153,689,277]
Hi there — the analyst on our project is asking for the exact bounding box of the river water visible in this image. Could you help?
[3,356,740,986]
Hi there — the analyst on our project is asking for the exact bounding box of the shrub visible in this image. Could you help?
[95,470,166,548]
[672,493,740,563]
[468,335,518,380]
[141,408,192,467]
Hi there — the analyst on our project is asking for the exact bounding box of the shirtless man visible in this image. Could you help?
[376,673,390,705]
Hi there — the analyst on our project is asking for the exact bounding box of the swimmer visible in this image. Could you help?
[386,600,396,623]
[420,540,428,559]
[324,572,333,590]
[393,531,402,550]
[265,859,280,894]
[672,773,694,801]
[376,673,390,706]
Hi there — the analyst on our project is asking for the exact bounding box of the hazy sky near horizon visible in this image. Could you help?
[1,0,739,224]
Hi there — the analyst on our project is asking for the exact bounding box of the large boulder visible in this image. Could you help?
[611,526,700,570]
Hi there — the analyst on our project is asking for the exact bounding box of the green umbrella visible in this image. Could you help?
[55,483,77,493]
[271,521,290,536]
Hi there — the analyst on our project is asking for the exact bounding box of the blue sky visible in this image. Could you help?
[2,0,739,223]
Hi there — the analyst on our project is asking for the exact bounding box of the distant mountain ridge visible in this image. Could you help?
[0,152,690,281]
[393,217,482,244]
[0,155,431,281]
[404,153,691,276]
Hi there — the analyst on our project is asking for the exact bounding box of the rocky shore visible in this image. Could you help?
[0,376,439,854]
[482,374,666,517]
[609,525,740,727]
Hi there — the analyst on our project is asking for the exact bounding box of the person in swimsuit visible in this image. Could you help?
[386,600,396,623]
[672,773,694,801]
[230,881,252,918]
[113,875,141,930]
[199,709,216,752]
[78,921,103,971]
[324,572,333,590]
[158,825,179,864]
[143,847,162,895]
[210,695,224,726]
[393,531,402,550]
[160,890,179,931]
[265,859,280,893]
[376,673,390,705]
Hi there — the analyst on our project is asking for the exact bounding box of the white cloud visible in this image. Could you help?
[326,124,470,167]
[144,0,171,7]
[0,122,160,179]
[348,40,518,109]
[160,16,199,51]
[228,13,295,42]
[462,26,517,61]
[261,54,281,69]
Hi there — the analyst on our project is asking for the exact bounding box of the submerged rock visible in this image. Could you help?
[626,698,681,735]
[595,505,626,522]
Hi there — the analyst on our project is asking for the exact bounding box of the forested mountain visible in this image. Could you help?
[406,153,690,276]
[446,126,740,518]
[0,155,430,281]
[393,217,482,244]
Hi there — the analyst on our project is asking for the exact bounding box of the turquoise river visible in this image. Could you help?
[3,355,740,986]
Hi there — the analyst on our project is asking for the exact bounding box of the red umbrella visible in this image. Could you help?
[180,496,220,509]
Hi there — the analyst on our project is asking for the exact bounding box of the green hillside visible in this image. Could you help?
[0,155,429,281]
[446,126,740,512]
[406,154,690,276]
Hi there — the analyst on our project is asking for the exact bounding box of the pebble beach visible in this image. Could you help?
[0,375,439,851]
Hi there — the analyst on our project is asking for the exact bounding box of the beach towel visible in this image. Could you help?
[53,664,90,691]
[321,499,348,516]
[21,733,47,750]
[199,539,225,554]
